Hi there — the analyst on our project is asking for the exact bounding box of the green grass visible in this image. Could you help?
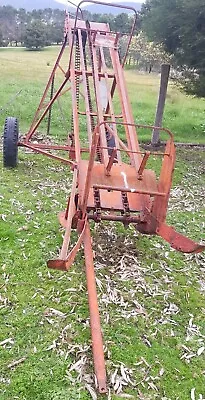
[0,46,205,143]
[0,47,205,399]
[125,71,205,143]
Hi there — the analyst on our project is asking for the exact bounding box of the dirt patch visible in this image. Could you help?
[93,224,139,267]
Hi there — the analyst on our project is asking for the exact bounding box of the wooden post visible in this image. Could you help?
[151,64,170,146]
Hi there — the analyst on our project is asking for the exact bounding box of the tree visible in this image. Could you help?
[0,5,17,44]
[113,13,131,34]
[15,8,29,45]
[142,0,205,96]
[23,20,47,49]
[0,29,3,46]
[120,32,171,72]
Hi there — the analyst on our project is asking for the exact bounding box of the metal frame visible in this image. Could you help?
[15,1,204,393]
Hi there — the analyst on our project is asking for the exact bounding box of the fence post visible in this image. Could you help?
[151,64,170,146]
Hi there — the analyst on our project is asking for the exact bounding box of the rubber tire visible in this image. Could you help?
[3,117,19,168]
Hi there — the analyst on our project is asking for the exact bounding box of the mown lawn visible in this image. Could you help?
[0,46,205,400]
[0,46,205,143]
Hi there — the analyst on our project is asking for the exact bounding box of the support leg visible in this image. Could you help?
[60,168,78,260]
[84,223,107,394]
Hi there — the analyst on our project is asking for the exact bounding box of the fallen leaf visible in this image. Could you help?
[7,357,26,369]
[197,347,204,356]
[191,388,195,400]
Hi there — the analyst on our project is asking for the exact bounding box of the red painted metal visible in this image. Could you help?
[16,1,204,392]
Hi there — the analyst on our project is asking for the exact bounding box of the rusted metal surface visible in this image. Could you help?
[84,223,107,394]
[157,223,205,253]
[15,0,204,392]
[59,168,78,260]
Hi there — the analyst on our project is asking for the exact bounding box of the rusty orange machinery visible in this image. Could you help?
[7,0,204,394]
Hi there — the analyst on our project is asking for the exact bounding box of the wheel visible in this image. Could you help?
[3,117,19,168]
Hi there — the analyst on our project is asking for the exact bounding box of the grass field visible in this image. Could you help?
[0,46,205,143]
[0,46,205,400]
